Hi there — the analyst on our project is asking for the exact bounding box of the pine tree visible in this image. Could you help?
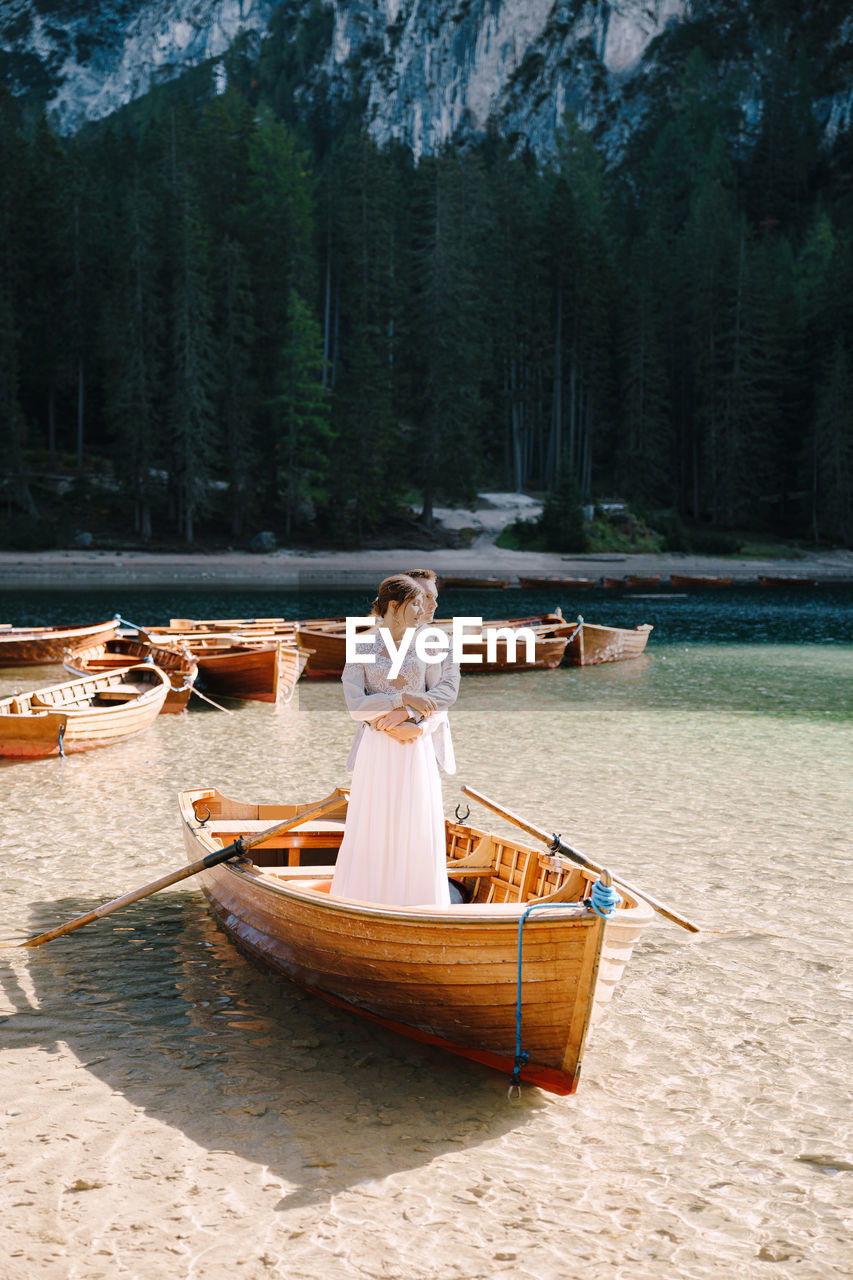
[274,288,333,538]
[101,160,164,541]
[539,455,586,553]
[408,148,485,525]
[218,237,258,538]
[811,337,853,544]
[163,108,219,545]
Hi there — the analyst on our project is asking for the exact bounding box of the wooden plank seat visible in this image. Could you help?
[208,820,345,867]
[206,820,345,833]
[94,683,149,701]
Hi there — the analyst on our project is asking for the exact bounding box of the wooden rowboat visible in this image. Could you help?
[63,639,198,713]
[518,576,596,590]
[296,615,570,678]
[179,787,654,1094]
[142,630,309,703]
[563,621,653,666]
[0,619,117,667]
[0,664,169,757]
[669,574,732,589]
[757,576,816,588]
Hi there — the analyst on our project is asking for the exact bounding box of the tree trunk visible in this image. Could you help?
[76,359,85,477]
[48,388,56,469]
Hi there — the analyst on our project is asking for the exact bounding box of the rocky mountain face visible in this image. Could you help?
[3,1,852,161]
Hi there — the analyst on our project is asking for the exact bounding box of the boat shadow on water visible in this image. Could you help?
[3,893,547,1209]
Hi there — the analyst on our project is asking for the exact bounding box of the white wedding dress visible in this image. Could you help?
[331,635,452,908]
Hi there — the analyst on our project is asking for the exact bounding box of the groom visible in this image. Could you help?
[373,568,459,769]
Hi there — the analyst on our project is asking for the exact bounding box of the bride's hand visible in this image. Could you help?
[404,692,437,717]
[384,722,422,744]
[373,707,409,731]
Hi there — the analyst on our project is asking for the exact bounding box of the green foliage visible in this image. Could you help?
[3,14,853,550]
[539,459,587,553]
[274,288,333,536]
[585,510,663,554]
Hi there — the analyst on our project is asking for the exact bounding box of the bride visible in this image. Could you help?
[330,574,458,907]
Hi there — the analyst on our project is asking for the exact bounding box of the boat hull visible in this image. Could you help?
[669,575,732,589]
[0,665,169,757]
[297,616,569,678]
[63,639,197,713]
[142,633,309,702]
[194,641,307,702]
[179,789,654,1093]
[518,577,596,590]
[0,620,117,666]
[564,622,653,666]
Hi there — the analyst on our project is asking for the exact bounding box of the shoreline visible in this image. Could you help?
[1,546,852,590]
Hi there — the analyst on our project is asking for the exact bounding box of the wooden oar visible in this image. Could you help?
[20,790,347,949]
[462,785,700,933]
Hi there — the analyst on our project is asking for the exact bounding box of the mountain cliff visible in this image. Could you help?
[3,1,853,161]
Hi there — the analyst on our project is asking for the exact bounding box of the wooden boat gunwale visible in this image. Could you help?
[179,787,654,1094]
[0,664,170,756]
[0,618,118,666]
[62,638,198,712]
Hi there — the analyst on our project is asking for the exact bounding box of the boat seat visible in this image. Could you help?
[95,683,148,701]
[292,879,333,893]
[207,819,345,833]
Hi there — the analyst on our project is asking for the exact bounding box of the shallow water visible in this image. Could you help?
[1,592,852,1279]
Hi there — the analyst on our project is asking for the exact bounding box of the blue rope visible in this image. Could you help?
[509,875,621,1097]
[590,878,622,919]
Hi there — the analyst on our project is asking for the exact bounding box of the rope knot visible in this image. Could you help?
[590,876,622,919]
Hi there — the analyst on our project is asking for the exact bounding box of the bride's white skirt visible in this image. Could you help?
[331,730,451,908]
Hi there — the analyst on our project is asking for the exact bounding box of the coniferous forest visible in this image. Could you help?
[1,20,852,551]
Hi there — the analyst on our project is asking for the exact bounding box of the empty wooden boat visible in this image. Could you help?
[296,614,571,678]
[179,786,654,1095]
[142,630,309,703]
[563,621,653,666]
[0,619,117,667]
[518,576,596,590]
[757,576,816,588]
[669,574,732,589]
[63,639,198,713]
[0,665,169,757]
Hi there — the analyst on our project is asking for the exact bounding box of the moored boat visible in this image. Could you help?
[563,621,653,666]
[518,576,596,590]
[0,664,170,758]
[669,574,733,589]
[143,631,309,703]
[296,614,571,678]
[624,575,661,590]
[179,786,654,1094]
[63,638,198,713]
[0,619,117,667]
[757,575,816,588]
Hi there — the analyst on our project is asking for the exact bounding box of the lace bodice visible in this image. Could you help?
[361,633,427,698]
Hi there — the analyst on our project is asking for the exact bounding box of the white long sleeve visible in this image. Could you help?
[341,661,404,721]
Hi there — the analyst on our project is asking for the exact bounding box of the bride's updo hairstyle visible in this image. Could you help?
[370,574,420,619]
